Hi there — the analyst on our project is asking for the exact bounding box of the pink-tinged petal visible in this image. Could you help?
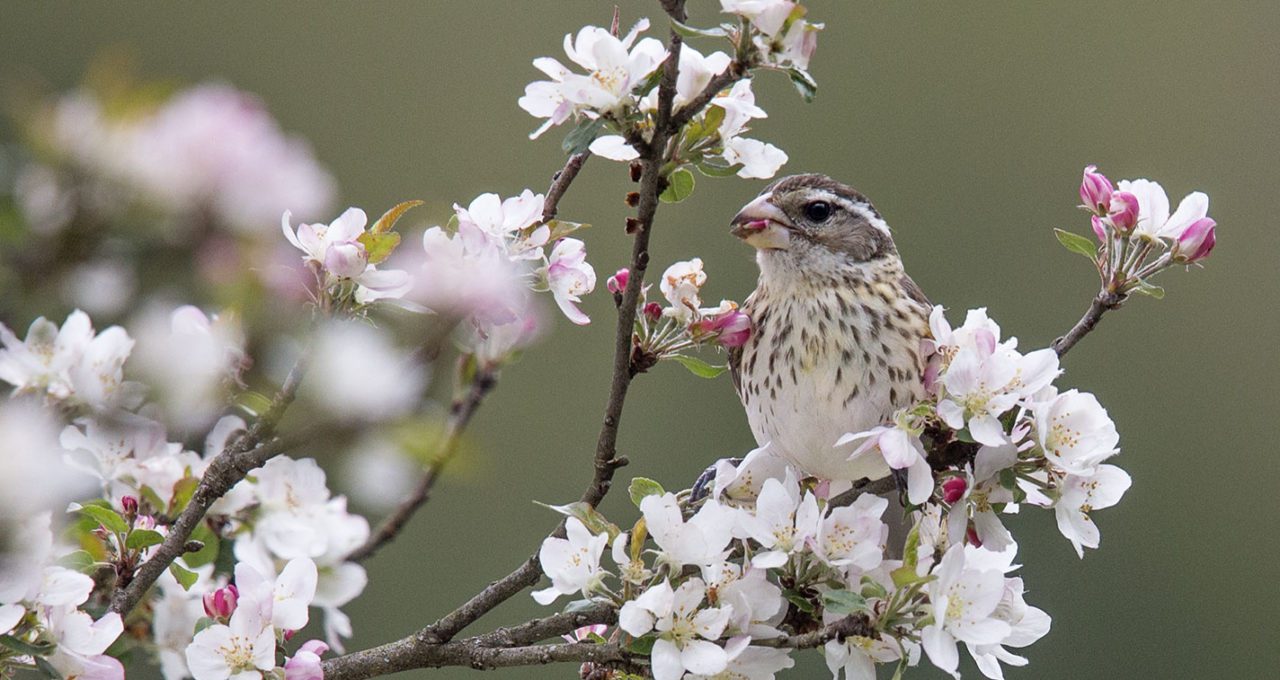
[324,242,369,279]
[552,293,591,325]
[1174,217,1216,263]
[1079,165,1113,213]
[1091,215,1107,242]
[281,210,304,250]
[1161,191,1209,239]
[327,207,368,242]
[1107,192,1140,232]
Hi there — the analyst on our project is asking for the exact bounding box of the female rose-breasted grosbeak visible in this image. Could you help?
[729,174,932,482]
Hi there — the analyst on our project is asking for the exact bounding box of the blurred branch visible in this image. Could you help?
[109,352,309,617]
[348,369,496,563]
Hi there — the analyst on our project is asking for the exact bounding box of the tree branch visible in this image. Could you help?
[348,369,497,563]
[1051,290,1123,357]
[543,152,590,223]
[754,614,876,649]
[323,640,641,678]
[109,354,308,617]
[667,62,750,132]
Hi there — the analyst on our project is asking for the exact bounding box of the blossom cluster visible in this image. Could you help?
[1068,165,1216,297]
[518,2,821,182]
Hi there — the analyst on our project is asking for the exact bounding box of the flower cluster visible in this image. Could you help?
[29,83,334,235]
[0,309,139,411]
[1067,165,1217,297]
[282,206,415,309]
[720,0,822,71]
[619,259,751,376]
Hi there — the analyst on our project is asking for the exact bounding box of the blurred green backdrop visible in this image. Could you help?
[3,1,1278,678]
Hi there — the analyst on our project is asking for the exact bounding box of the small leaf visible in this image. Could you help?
[544,219,591,242]
[998,468,1017,491]
[695,159,744,178]
[670,20,728,39]
[1,634,55,657]
[1054,228,1099,261]
[671,355,726,378]
[629,518,648,563]
[562,599,600,614]
[74,504,128,534]
[586,632,609,644]
[56,550,96,574]
[822,590,869,615]
[169,563,198,591]
[193,617,216,635]
[562,118,606,155]
[534,501,621,540]
[626,633,657,655]
[782,590,815,614]
[659,168,695,203]
[34,655,63,679]
[126,529,164,552]
[628,478,665,508]
[184,522,220,569]
[1133,280,1165,299]
[371,199,424,234]
[890,565,924,588]
[859,576,888,601]
[786,68,818,103]
[357,231,402,264]
[169,476,200,516]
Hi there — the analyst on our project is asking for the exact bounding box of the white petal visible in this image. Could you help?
[588,135,640,161]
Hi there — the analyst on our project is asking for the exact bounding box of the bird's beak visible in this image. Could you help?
[730,193,792,250]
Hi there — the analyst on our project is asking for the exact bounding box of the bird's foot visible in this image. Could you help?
[690,457,743,503]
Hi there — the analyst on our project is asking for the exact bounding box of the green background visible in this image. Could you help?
[3,1,1278,678]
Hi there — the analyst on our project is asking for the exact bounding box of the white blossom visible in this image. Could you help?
[0,309,139,409]
[1033,389,1119,475]
[532,517,609,605]
[1054,464,1132,558]
[736,475,820,568]
[660,259,708,324]
[543,238,597,325]
[921,546,1012,678]
[641,493,735,568]
[619,579,734,680]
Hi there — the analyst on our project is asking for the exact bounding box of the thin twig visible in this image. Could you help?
[754,614,876,649]
[1051,290,1123,357]
[323,640,642,677]
[543,152,590,223]
[109,355,308,617]
[348,370,497,563]
[666,63,749,132]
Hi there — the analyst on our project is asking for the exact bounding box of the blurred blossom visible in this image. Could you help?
[0,309,142,410]
[411,225,528,322]
[131,304,248,430]
[61,260,137,318]
[340,436,419,512]
[465,308,543,369]
[0,401,93,558]
[302,321,427,423]
[14,164,75,235]
[61,413,202,507]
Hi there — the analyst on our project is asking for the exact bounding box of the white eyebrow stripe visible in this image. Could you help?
[810,189,892,236]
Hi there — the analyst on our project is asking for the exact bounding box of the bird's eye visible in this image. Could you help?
[804,201,832,223]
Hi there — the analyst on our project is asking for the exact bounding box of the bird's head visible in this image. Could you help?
[730,174,897,277]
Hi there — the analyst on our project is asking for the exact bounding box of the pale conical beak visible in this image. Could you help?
[730,193,792,250]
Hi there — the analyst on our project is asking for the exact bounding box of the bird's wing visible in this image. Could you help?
[728,341,743,396]
[899,273,931,307]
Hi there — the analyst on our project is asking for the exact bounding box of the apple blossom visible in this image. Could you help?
[453,190,548,258]
[1033,389,1119,475]
[712,444,789,505]
[43,608,126,680]
[544,238,597,325]
[737,475,821,568]
[838,425,934,505]
[1054,464,1132,558]
[1078,165,1113,213]
[921,546,1012,678]
[185,590,276,680]
[606,267,630,294]
[204,584,239,621]
[235,558,318,632]
[611,532,654,585]
[282,207,412,303]
[688,643,795,680]
[1117,178,1210,242]
[1107,191,1140,233]
[723,137,789,179]
[935,343,1059,447]
[713,80,769,140]
[285,640,329,680]
[0,309,138,409]
[532,517,609,605]
[813,494,888,571]
[701,561,785,639]
[720,1,797,37]
[1173,217,1217,263]
[413,224,529,323]
[619,579,734,680]
[641,493,735,568]
[823,622,904,680]
[660,258,708,323]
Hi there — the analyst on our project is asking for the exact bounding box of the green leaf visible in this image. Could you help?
[544,219,590,242]
[890,565,925,588]
[34,655,63,679]
[786,68,818,103]
[626,633,657,655]
[357,231,402,264]
[671,355,726,378]
[859,576,888,601]
[586,632,609,644]
[1133,280,1165,299]
[534,501,621,540]
[628,477,665,508]
[659,168,695,203]
[169,476,200,515]
[783,590,815,614]
[73,504,128,534]
[1054,228,1099,261]
[184,522,220,569]
[56,550,96,574]
[822,590,869,615]
[998,468,1017,491]
[695,159,744,178]
[562,117,606,155]
[126,529,164,551]
[670,20,728,39]
[169,563,198,591]
[371,199,424,234]
[0,634,55,657]
[193,617,216,635]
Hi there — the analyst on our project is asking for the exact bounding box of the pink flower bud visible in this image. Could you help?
[284,640,329,680]
[202,584,238,620]
[1107,192,1140,233]
[606,268,630,294]
[1079,165,1113,214]
[1090,215,1108,242]
[642,302,662,322]
[134,515,157,531]
[1173,217,1216,263]
[966,525,982,548]
[120,496,138,517]
[941,476,968,504]
[323,241,369,279]
[710,310,752,348]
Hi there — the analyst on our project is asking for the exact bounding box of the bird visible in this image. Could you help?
[726,173,933,484]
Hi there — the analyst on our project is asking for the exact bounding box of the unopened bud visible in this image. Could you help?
[642,302,662,322]
[1107,192,1140,233]
[625,217,641,234]
[629,161,643,182]
[121,496,139,518]
[1090,215,1108,242]
[1079,165,1113,214]
[966,525,982,548]
[1172,217,1216,263]
[941,477,968,504]
[625,192,640,207]
[203,584,238,620]
[606,268,630,295]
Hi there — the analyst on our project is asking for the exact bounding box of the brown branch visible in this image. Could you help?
[828,476,897,508]
[109,355,308,617]
[542,152,590,223]
[755,614,876,649]
[658,0,688,22]
[1051,290,1123,357]
[348,370,497,563]
[323,640,641,678]
[667,62,750,132]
